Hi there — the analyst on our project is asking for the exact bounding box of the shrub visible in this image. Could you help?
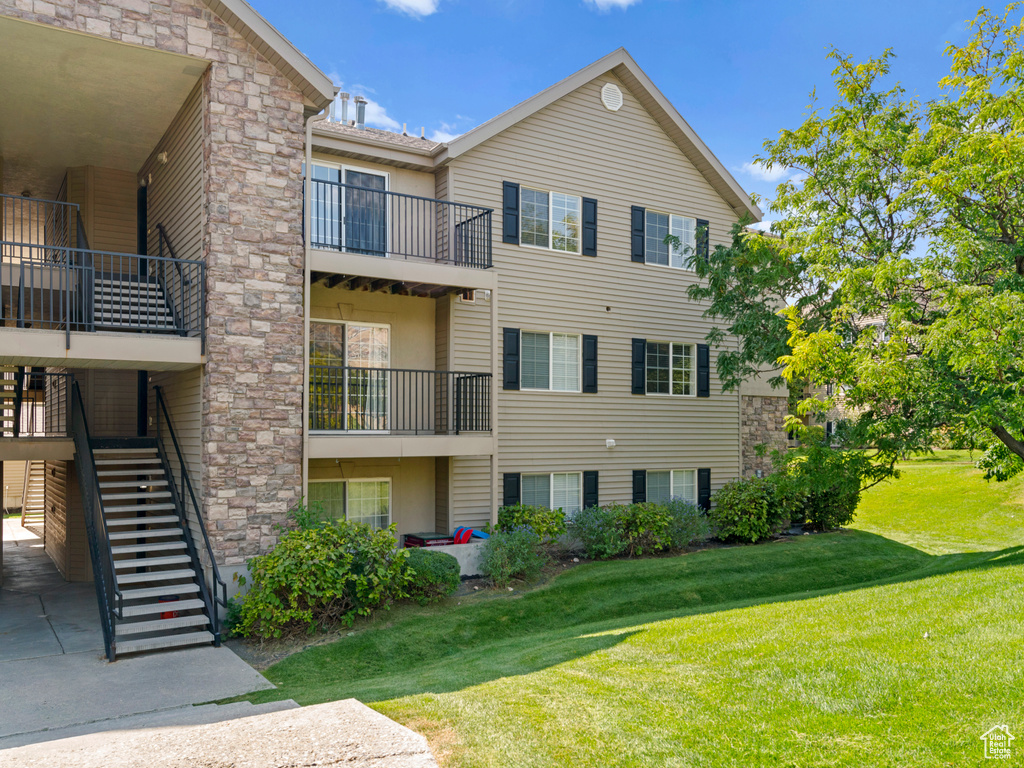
[569,504,626,560]
[496,504,567,542]
[222,596,243,639]
[405,548,461,605]
[235,519,410,639]
[480,527,545,587]
[663,498,713,549]
[976,442,1024,482]
[709,476,790,543]
[569,500,711,560]
[782,442,868,530]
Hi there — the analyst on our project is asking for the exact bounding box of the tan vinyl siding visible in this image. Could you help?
[64,166,138,257]
[44,460,66,575]
[149,366,203,534]
[73,369,138,437]
[451,456,491,528]
[434,456,450,533]
[4,460,26,510]
[448,73,742,513]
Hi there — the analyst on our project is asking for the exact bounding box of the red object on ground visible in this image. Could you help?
[404,533,457,548]
[158,595,180,619]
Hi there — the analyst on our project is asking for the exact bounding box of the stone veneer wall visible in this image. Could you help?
[741,395,788,478]
[3,0,308,566]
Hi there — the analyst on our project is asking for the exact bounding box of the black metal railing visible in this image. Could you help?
[1,193,205,350]
[70,380,120,662]
[154,385,227,643]
[0,368,70,437]
[309,365,492,435]
[308,179,493,269]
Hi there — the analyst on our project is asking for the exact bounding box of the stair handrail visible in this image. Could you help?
[154,224,189,285]
[19,460,31,527]
[70,380,121,661]
[153,385,227,640]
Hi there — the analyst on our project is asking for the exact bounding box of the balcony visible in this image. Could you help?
[307,179,495,296]
[0,368,74,460]
[308,366,494,458]
[0,193,204,369]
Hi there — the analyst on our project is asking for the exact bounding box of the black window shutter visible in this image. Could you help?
[697,468,711,511]
[632,470,646,503]
[503,473,521,507]
[696,218,710,262]
[503,328,520,390]
[582,197,598,257]
[631,206,646,262]
[582,334,598,393]
[696,343,710,398]
[583,470,599,509]
[502,182,520,245]
[631,338,646,395]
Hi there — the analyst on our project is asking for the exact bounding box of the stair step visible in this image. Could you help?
[101,491,172,501]
[108,528,182,541]
[120,582,201,600]
[104,503,176,514]
[113,554,191,570]
[105,515,179,527]
[100,479,169,489]
[110,541,186,555]
[94,448,158,454]
[97,469,165,477]
[121,598,206,617]
[115,614,209,636]
[116,630,214,656]
[95,458,162,465]
[116,568,196,585]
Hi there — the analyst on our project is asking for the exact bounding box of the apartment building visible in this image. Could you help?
[0,0,786,660]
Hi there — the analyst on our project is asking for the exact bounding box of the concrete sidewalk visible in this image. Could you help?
[1,699,439,767]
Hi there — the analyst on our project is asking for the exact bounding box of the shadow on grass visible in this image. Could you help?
[235,532,1024,706]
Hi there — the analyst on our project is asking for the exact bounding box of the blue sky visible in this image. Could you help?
[252,0,984,217]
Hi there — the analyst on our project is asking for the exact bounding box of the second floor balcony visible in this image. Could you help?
[307,175,493,274]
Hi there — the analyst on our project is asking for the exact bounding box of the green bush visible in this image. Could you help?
[709,476,790,543]
[664,498,713,549]
[405,548,461,605]
[496,504,567,542]
[235,519,410,639]
[976,442,1024,482]
[569,504,626,560]
[480,527,545,587]
[569,500,711,560]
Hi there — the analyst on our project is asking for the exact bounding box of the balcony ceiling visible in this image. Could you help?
[0,16,207,199]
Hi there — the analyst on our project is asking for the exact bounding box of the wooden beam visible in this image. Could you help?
[325,274,350,289]
[348,276,373,291]
[370,279,397,292]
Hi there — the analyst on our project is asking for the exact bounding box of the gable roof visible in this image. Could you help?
[441,48,761,221]
[203,0,335,113]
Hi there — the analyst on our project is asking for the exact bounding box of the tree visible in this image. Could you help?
[690,4,1024,480]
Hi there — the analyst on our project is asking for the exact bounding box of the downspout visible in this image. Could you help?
[303,105,333,508]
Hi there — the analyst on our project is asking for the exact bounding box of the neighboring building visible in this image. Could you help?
[0,0,786,659]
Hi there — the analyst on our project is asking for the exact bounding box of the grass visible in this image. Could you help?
[237,452,1024,767]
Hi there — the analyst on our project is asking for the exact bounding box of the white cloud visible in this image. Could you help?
[361,97,402,131]
[585,0,641,10]
[379,0,439,17]
[429,121,460,142]
[738,161,792,183]
[747,220,777,233]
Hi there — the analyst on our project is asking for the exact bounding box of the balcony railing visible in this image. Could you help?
[308,179,493,269]
[0,369,71,438]
[1,193,205,350]
[309,366,491,435]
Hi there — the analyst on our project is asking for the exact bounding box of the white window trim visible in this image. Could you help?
[311,160,391,257]
[519,186,582,254]
[520,330,582,393]
[645,340,696,398]
[522,471,583,515]
[643,208,697,271]
[306,477,393,528]
[309,320,392,434]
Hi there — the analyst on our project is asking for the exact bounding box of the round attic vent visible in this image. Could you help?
[601,83,623,112]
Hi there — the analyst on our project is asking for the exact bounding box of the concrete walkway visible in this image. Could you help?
[0,519,274,746]
[1,699,439,767]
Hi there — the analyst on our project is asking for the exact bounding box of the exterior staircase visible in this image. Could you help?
[92,442,215,656]
[20,460,45,533]
[0,365,22,437]
[93,275,177,332]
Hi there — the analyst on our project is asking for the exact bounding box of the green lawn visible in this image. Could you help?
[239,452,1024,767]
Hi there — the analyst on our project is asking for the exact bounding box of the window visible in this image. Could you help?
[307,479,391,530]
[521,187,581,253]
[645,341,695,396]
[521,332,580,391]
[310,163,388,256]
[646,470,697,505]
[645,211,695,268]
[522,472,583,516]
[309,321,390,431]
